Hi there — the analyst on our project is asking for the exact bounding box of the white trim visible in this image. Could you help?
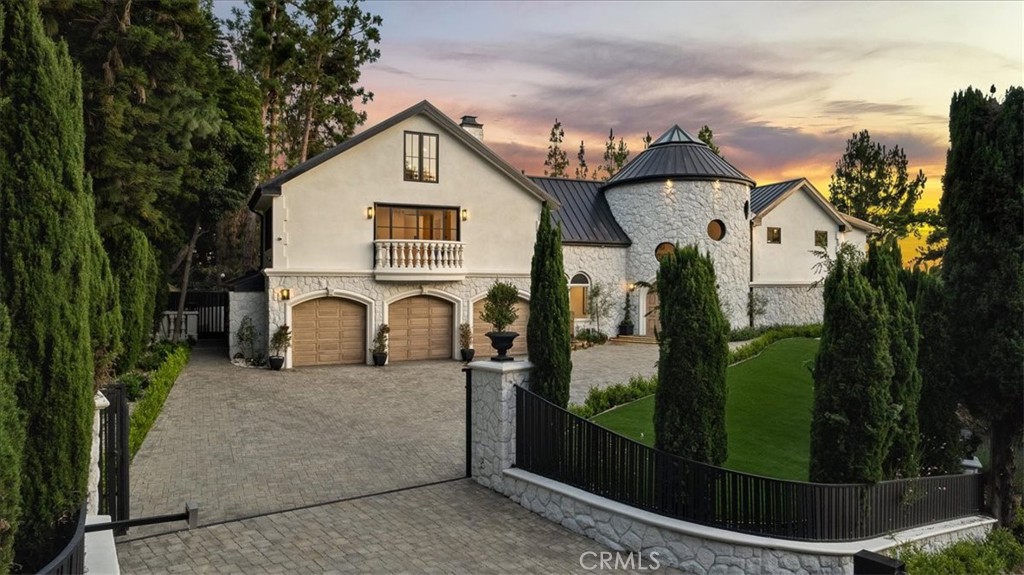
[504,468,995,556]
[263,268,531,279]
[385,289,463,360]
[749,281,820,288]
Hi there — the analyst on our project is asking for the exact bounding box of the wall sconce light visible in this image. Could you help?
[461,208,469,221]
[627,283,636,292]
[366,206,374,219]
[279,288,291,300]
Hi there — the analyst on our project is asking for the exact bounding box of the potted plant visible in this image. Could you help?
[370,323,389,366]
[480,281,519,361]
[458,322,475,362]
[618,289,635,336]
[269,324,291,370]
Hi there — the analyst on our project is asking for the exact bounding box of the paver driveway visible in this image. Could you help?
[118,342,679,573]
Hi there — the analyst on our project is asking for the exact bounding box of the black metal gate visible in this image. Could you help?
[167,291,229,339]
[99,383,130,534]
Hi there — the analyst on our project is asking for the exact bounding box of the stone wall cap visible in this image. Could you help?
[467,360,535,374]
[94,391,110,410]
[504,468,995,555]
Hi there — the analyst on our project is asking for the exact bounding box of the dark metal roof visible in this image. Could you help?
[248,100,556,212]
[226,270,265,292]
[750,178,803,215]
[529,177,631,246]
[603,125,755,190]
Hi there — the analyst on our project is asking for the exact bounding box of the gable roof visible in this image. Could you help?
[248,100,557,212]
[529,177,631,246]
[603,125,756,190]
[750,178,880,233]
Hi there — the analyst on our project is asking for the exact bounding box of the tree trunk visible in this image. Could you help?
[172,219,201,344]
[988,417,1018,526]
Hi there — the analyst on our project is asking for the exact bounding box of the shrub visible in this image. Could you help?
[527,202,573,408]
[269,324,291,357]
[86,198,123,388]
[458,323,472,350]
[480,281,519,332]
[570,375,658,419]
[129,346,190,458]
[235,316,257,362]
[119,372,146,401]
[900,529,1024,575]
[654,244,729,465]
[575,328,608,345]
[107,225,159,373]
[728,324,822,364]
[370,323,389,355]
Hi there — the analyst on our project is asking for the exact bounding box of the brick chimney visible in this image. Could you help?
[460,115,483,141]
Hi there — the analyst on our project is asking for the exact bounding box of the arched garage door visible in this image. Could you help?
[473,297,530,357]
[645,286,660,336]
[292,298,366,366]
[389,296,453,361]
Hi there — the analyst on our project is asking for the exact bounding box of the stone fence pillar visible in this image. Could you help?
[88,390,110,515]
[467,360,532,496]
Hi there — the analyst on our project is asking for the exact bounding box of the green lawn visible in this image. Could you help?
[591,338,819,481]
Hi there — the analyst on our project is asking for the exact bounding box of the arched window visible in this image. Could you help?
[569,273,590,319]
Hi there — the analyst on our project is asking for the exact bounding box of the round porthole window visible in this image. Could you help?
[655,242,674,261]
[707,220,726,241]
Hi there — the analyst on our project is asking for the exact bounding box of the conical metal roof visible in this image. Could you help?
[603,125,755,189]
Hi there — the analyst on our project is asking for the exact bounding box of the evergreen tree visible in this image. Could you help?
[85,196,124,386]
[106,225,159,372]
[543,118,569,177]
[941,85,1023,525]
[574,140,589,180]
[810,250,893,483]
[698,125,721,156]
[828,130,927,239]
[599,128,630,181]
[654,245,728,465]
[914,272,961,475]
[863,239,921,478]
[0,305,22,574]
[527,203,573,407]
[642,131,652,150]
[0,0,97,567]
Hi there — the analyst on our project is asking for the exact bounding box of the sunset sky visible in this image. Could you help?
[216,0,1022,220]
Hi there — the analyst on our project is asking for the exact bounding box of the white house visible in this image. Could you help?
[236,100,877,367]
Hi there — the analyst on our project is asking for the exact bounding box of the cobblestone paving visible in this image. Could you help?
[117,341,683,573]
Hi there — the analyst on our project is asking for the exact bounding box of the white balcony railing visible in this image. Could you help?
[373,240,465,280]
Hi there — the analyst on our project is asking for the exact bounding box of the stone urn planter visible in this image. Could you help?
[485,331,519,362]
[372,352,388,366]
[268,356,285,370]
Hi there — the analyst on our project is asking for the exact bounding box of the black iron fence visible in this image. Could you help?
[167,291,228,339]
[99,383,130,534]
[515,386,986,542]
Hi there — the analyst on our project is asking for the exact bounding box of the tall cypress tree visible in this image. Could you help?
[863,238,921,478]
[0,0,96,567]
[654,245,728,465]
[941,85,1023,525]
[107,225,159,372]
[527,203,573,407]
[810,251,893,483]
[915,272,961,475]
[85,195,123,385]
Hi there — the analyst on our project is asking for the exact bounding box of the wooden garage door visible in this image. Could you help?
[389,296,453,361]
[645,286,660,336]
[292,298,366,366]
[473,297,530,358]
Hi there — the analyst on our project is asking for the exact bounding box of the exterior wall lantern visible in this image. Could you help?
[461,208,469,221]
[279,288,291,301]
[366,206,374,219]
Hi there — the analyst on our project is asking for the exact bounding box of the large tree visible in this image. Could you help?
[810,249,893,483]
[941,85,1023,526]
[828,130,927,239]
[598,128,630,181]
[575,140,589,180]
[698,124,721,157]
[914,271,961,475]
[527,203,573,408]
[543,118,569,177]
[106,225,159,372]
[0,306,22,574]
[0,0,97,567]
[862,238,921,478]
[654,245,728,465]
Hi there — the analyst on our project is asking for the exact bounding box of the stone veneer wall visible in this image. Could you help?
[605,180,750,328]
[561,245,630,334]
[752,284,824,328]
[468,360,996,575]
[228,291,268,359]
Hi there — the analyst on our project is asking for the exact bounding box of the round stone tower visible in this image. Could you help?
[603,126,754,329]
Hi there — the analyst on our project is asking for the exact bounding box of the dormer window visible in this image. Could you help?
[404,132,438,183]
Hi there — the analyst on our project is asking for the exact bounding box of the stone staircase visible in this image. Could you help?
[611,335,657,345]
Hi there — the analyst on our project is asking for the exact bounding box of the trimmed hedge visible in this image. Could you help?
[900,529,1024,575]
[129,346,190,458]
[569,324,823,419]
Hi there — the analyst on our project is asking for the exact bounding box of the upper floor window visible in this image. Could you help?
[375,204,458,241]
[404,132,438,183]
[814,230,828,248]
[569,273,590,319]
[767,227,782,244]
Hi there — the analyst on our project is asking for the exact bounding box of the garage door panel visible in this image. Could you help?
[291,298,366,367]
[389,296,452,361]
